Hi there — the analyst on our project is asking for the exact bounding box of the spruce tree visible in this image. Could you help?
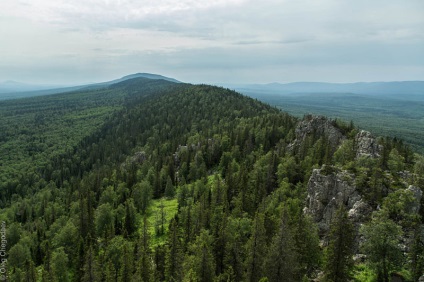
[323,206,355,282]
[245,211,267,282]
[264,211,298,282]
[165,218,183,281]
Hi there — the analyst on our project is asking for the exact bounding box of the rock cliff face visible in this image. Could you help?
[304,129,383,236]
[305,168,422,238]
[289,115,345,154]
[304,167,372,236]
[406,185,423,214]
[355,130,382,159]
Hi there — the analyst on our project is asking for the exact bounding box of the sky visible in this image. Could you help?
[0,0,423,85]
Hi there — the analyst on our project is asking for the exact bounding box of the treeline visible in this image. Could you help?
[0,78,422,281]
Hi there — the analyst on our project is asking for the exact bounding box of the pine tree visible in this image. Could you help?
[124,199,136,237]
[82,245,100,282]
[153,245,166,282]
[119,243,134,282]
[24,259,37,282]
[165,218,183,281]
[361,213,403,282]
[183,229,216,282]
[323,206,355,282]
[165,176,175,198]
[264,211,298,282]
[409,223,424,282]
[245,212,267,282]
[133,216,152,282]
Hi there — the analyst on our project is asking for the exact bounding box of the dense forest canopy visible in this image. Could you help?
[0,77,423,281]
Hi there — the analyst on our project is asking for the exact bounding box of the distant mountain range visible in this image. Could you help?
[0,73,180,100]
[2,74,423,101]
[226,81,424,101]
[0,80,61,94]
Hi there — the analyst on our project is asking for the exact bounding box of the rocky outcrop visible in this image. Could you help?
[406,185,423,214]
[289,115,345,154]
[304,166,422,241]
[304,166,372,235]
[121,151,147,170]
[355,130,382,159]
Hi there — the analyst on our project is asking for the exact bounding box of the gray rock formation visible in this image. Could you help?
[121,151,147,171]
[305,165,422,247]
[304,166,372,235]
[406,185,423,214]
[289,115,345,154]
[355,130,382,159]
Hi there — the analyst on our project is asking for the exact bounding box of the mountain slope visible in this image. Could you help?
[0,72,180,100]
[0,77,422,281]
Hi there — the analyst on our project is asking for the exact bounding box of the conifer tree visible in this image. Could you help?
[134,216,152,282]
[361,213,403,282]
[165,176,175,198]
[24,259,37,282]
[119,243,134,282]
[82,245,100,282]
[323,206,355,282]
[264,211,298,282]
[245,211,267,282]
[153,245,166,282]
[165,218,183,281]
[183,229,216,282]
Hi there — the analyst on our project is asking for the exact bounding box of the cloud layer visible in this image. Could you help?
[0,0,423,84]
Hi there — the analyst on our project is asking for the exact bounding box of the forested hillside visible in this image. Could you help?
[0,77,423,281]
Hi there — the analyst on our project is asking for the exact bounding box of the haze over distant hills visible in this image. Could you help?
[226,81,424,101]
[0,80,61,94]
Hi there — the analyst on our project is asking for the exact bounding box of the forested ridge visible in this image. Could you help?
[0,77,423,281]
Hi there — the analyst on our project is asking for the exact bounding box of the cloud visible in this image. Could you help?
[0,0,423,84]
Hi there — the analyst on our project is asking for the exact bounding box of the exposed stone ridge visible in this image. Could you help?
[406,185,423,214]
[355,130,382,159]
[304,166,372,236]
[289,115,345,154]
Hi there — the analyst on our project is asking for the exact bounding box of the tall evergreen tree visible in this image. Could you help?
[133,216,152,282]
[264,211,298,282]
[361,213,403,282]
[165,218,183,282]
[183,229,216,282]
[323,206,355,282]
[119,243,134,282]
[82,245,100,282]
[245,211,267,282]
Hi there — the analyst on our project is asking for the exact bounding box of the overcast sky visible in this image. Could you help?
[0,0,423,85]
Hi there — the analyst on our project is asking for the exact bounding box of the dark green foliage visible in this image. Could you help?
[165,218,183,281]
[264,212,298,282]
[183,229,216,282]
[134,216,153,282]
[409,224,424,282]
[245,212,267,282]
[0,77,421,281]
[323,206,355,282]
[361,213,404,282]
